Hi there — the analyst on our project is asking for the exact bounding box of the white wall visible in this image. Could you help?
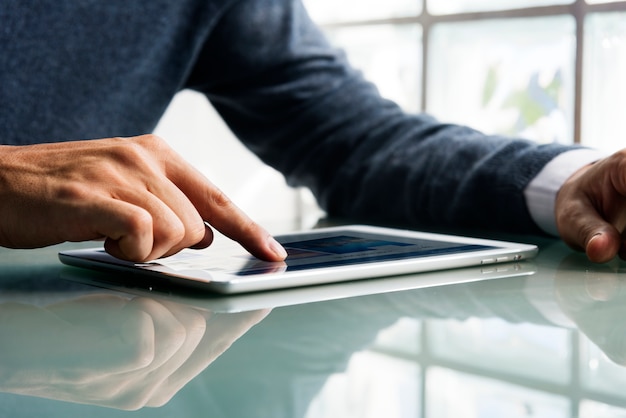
[153,90,323,233]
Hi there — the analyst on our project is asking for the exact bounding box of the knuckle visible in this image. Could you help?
[124,209,153,236]
[241,217,260,236]
[209,188,233,209]
[120,135,175,171]
[93,160,127,184]
[55,182,91,201]
[158,218,186,247]
[110,136,160,162]
[136,134,168,153]
[99,140,147,169]
[140,133,165,143]
[187,220,207,244]
[120,142,147,164]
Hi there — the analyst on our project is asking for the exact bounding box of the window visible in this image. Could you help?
[304,0,626,152]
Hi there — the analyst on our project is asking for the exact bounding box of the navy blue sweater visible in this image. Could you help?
[0,0,578,233]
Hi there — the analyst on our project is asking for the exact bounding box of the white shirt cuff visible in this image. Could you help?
[524,148,608,237]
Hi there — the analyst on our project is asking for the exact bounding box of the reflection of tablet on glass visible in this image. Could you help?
[59,225,538,294]
[60,261,536,313]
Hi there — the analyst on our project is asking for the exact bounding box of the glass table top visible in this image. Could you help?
[1,232,626,417]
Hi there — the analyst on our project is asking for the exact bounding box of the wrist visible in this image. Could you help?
[524,149,608,237]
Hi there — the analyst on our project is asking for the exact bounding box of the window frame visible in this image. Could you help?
[320,0,626,144]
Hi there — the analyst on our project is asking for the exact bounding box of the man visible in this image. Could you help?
[0,0,621,263]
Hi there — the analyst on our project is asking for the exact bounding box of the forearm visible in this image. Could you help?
[194,0,580,234]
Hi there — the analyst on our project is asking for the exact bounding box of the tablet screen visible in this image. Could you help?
[232,233,495,276]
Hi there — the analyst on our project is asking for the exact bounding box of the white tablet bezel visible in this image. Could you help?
[58,225,538,294]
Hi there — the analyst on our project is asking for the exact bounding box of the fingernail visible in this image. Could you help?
[588,232,602,245]
[268,236,288,259]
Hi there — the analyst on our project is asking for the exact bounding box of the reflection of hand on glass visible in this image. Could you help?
[0,294,268,410]
[553,253,626,365]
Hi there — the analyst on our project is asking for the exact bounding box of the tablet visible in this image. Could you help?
[58,225,538,294]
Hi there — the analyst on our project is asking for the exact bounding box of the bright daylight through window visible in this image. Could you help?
[304,0,626,152]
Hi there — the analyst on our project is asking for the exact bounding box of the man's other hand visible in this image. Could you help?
[556,150,626,263]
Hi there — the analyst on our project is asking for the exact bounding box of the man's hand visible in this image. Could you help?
[555,150,626,263]
[0,135,287,262]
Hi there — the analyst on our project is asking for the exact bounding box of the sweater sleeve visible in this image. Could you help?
[186,0,581,235]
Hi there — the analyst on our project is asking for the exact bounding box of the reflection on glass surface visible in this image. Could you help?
[586,0,625,3]
[580,400,626,417]
[303,0,421,24]
[0,293,268,411]
[429,0,573,15]
[13,242,626,416]
[371,317,422,356]
[428,16,575,144]
[582,12,626,152]
[324,24,422,113]
[428,317,572,384]
[563,252,626,401]
[306,351,420,418]
[580,332,626,399]
[426,367,570,417]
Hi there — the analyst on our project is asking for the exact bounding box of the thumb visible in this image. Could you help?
[581,224,621,264]
[557,195,621,263]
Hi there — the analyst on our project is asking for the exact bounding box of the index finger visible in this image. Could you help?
[165,154,287,261]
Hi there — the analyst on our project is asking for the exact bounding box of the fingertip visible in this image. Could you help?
[267,236,288,261]
[214,216,287,261]
[240,232,288,262]
[586,232,620,263]
[189,223,214,250]
[239,230,288,261]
